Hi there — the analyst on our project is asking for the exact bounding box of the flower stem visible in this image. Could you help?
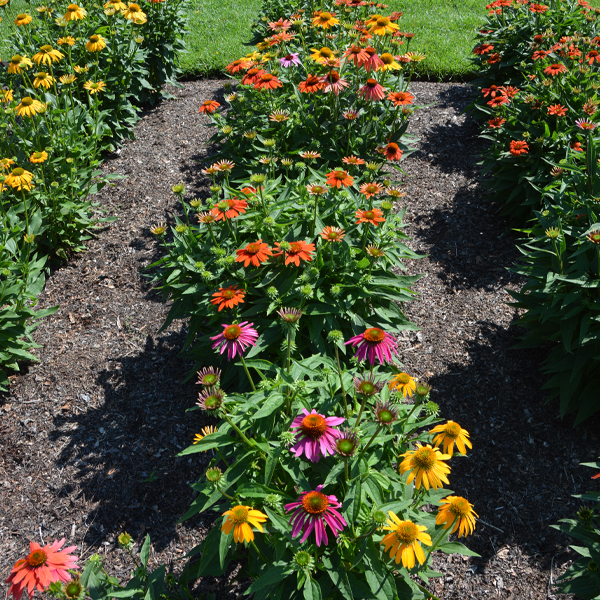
[250,540,268,563]
[334,345,349,419]
[223,413,254,448]
[354,394,369,430]
[216,448,230,468]
[356,425,382,461]
[217,485,235,501]
[240,354,256,391]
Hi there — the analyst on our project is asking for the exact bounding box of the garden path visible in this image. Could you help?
[1,79,599,599]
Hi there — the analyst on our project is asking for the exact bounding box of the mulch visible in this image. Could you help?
[1,78,599,600]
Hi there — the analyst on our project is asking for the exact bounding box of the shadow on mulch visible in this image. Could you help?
[49,330,210,553]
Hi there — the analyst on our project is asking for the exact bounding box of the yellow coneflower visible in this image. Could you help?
[0,158,16,170]
[63,3,86,20]
[378,53,401,71]
[0,0,11,6]
[8,55,33,75]
[221,506,268,543]
[121,3,146,22]
[4,167,34,191]
[30,151,49,164]
[85,34,106,52]
[429,421,472,456]
[365,14,399,36]
[36,6,53,15]
[74,65,89,74]
[192,425,218,446]
[388,372,416,397]
[312,11,339,29]
[399,443,451,490]
[103,0,127,10]
[405,51,426,63]
[310,46,334,63]
[380,512,432,568]
[60,74,77,84]
[33,72,55,89]
[0,89,13,103]
[57,36,76,46]
[15,96,44,118]
[14,13,33,26]
[436,496,478,537]
[83,80,106,94]
[33,45,64,66]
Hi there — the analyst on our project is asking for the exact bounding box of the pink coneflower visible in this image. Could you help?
[321,70,349,95]
[576,118,598,131]
[358,78,386,101]
[362,46,384,71]
[345,327,399,365]
[5,539,78,600]
[210,322,259,360]
[343,109,360,120]
[290,408,344,462]
[280,52,300,67]
[285,485,347,546]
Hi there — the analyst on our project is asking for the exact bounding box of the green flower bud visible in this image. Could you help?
[205,466,222,484]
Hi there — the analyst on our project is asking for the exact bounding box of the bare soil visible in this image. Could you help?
[1,78,599,600]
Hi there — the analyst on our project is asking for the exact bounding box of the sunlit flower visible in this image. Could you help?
[122,3,146,22]
[586,50,600,65]
[388,372,416,397]
[225,58,252,73]
[380,513,431,568]
[300,150,321,159]
[280,52,300,67]
[366,14,399,35]
[362,47,384,71]
[196,366,221,387]
[86,34,106,52]
[5,539,78,600]
[335,428,359,457]
[63,3,86,20]
[0,89,13,103]
[436,496,478,537]
[269,109,289,122]
[269,17,291,31]
[544,63,567,76]
[222,506,268,543]
[353,373,383,396]
[487,116,505,128]
[378,52,401,71]
[73,65,89,74]
[211,285,246,312]
[312,11,339,28]
[30,151,48,164]
[241,67,265,85]
[298,74,326,93]
[343,45,369,66]
[346,327,398,365]
[310,47,335,63]
[306,184,327,195]
[358,182,383,199]
[32,45,64,66]
[290,408,344,462]
[320,226,345,242]
[321,71,349,95]
[399,443,451,490]
[0,158,16,171]
[429,420,472,456]
[83,80,106,94]
[358,78,386,101]
[104,0,127,12]
[575,118,598,131]
[33,72,55,89]
[211,322,259,361]
[193,425,218,446]
[15,97,44,118]
[277,307,303,323]
[366,244,385,259]
[382,142,403,161]
[342,155,365,166]
[509,140,529,156]
[285,486,346,546]
[14,13,33,26]
[210,198,247,221]
[235,240,273,267]
[529,2,548,12]
[59,74,76,85]
[254,72,282,90]
[547,104,567,116]
[8,55,33,75]
[355,208,385,226]
[273,240,315,266]
[57,36,76,48]
[374,400,399,425]
[326,169,353,188]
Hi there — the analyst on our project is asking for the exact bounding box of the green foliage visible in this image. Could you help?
[552,459,600,599]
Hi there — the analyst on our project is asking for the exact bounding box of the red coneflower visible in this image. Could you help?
[225,58,252,74]
[235,240,273,267]
[482,84,504,98]
[473,43,494,55]
[359,182,384,198]
[544,63,568,76]
[501,86,520,98]
[532,49,551,60]
[571,141,584,152]
[586,50,600,65]
[298,74,326,93]
[387,90,414,106]
[211,285,246,311]
[199,100,220,114]
[486,53,501,64]
[529,3,548,12]
[487,117,506,128]
[358,78,386,101]
[210,198,248,221]
[321,71,349,95]
[326,169,354,188]
[241,68,265,85]
[547,104,568,116]
[254,73,282,90]
[320,226,346,242]
[487,95,510,108]
[356,207,385,225]
[273,240,315,266]
[382,142,403,161]
[362,47,384,71]
[509,140,529,156]
[342,45,369,66]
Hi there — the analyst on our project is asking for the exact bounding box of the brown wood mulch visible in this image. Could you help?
[1,78,599,600]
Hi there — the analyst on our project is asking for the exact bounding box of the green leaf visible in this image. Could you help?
[322,554,353,599]
[303,578,322,600]
[140,534,150,568]
[219,527,232,570]
[245,564,293,595]
[437,541,480,557]
[264,445,282,486]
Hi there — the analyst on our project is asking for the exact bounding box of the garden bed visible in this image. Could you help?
[1,78,599,600]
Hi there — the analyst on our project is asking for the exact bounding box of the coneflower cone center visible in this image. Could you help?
[12,168,25,176]
[448,498,470,517]
[204,394,221,409]
[337,438,355,454]
[376,17,389,26]
[22,98,34,106]
[300,414,327,437]
[381,54,393,64]
[223,325,241,340]
[230,506,249,523]
[444,423,461,438]
[366,79,378,88]
[41,45,53,52]
[222,290,235,299]
[27,549,47,567]
[364,327,385,343]
[246,243,260,254]
[377,409,394,423]
[302,491,329,514]
[289,242,302,253]
[413,447,437,469]
[394,522,418,543]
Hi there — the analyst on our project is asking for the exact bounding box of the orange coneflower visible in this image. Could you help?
[509,140,529,156]
[86,34,106,52]
[356,207,385,226]
[358,78,386,101]
[254,72,282,90]
[326,169,354,188]
[544,63,568,76]
[586,50,600,65]
[211,285,246,311]
[235,240,273,267]
[268,17,291,31]
[342,155,365,165]
[343,45,369,66]
[547,104,567,116]
[30,151,48,164]
[199,100,220,114]
[226,58,252,73]
[298,74,326,93]
[382,142,403,161]
[14,13,33,26]
[387,90,414,106]
[241,67,265,85]
[320,226,345,242]
[273,240,315,266]
[359,182,384,198]
[210,198,247,221]
[32,45,64,66]
[312,11,339,28]
[487,117,505,128]
[300,150,321,159]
